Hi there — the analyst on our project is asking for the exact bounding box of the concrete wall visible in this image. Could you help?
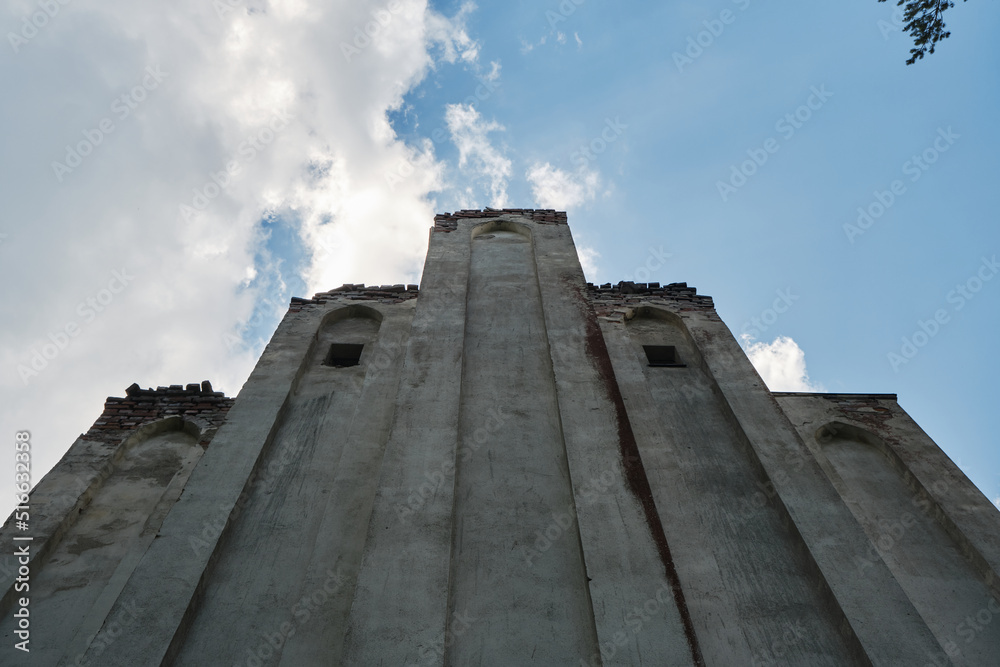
[0,383,232,666]
[446,226,597,663]
[604,308,852,664]
[3,209,997,666]
[776,393,1000,666]
[1,426,203,664]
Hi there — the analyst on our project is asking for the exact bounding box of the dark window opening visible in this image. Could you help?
[643,345,685,367]
[324,343,364,368]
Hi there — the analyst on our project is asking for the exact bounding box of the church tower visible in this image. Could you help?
[3,209,999,665]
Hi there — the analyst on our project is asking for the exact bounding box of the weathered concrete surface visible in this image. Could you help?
[446,226,598,663]
[3,209,997,667]
[683,308,944,665]
[533,223,700,667]
[341,227,471,665]
[174,306,412,666]
[275,309,413,667]
[777,393,1000,666]
[0,426,203,666]
[0,388,230,633]
[76,313,320,666]
[602,309,855,665]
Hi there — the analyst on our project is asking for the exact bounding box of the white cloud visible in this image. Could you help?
[0,0,481,519]
[743,336,824,392]
[577,246,600,281]
[574,32,583,48]
[520,35,547,54]
[484,59,502,83]
[445,103,511,207]
[993,497,1000,512]
[526,161,599,209]
[425,1,480,64]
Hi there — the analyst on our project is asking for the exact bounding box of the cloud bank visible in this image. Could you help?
[0,0,485,518]
[743,336,824,392]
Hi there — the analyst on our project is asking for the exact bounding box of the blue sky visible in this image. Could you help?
[1,0,998,519]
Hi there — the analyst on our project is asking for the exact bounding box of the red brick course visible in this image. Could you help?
[81,381,234,447]
[433,208,567,232]
[586,281,719,320]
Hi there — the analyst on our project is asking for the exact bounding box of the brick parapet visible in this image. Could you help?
[288,209,567,312]
[433,208,567,232]
[586,281,718,320]
[288,284,420,313]
[81,381,234,447]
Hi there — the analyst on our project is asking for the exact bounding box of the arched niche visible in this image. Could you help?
[1,417,207,657]
[813,421,948,513]
[815,421,905,474]
[313,305,383,368]
[813,421,1000,658]
[319,303,384,327]
[624,305,704,370]
[470,219,533,241]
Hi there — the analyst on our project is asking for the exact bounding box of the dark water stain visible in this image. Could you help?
[572,282,705,667]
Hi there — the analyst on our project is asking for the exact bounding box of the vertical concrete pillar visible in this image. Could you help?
[685,308,944,664]
[445,223,599,663]
[603,308,855,664]
[76,314,318,665]
[342,226,471,665]
[533,223,701,666]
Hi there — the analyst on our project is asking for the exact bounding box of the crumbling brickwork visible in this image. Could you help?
[288,284,420,313]
[586,281,719,320]
[81,381,234,447]
[433,208,567,232]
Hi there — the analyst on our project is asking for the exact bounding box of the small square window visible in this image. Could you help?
[643,345,685,367]
[324,343,364,368]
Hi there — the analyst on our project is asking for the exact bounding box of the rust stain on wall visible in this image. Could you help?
[575,283,705,667]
